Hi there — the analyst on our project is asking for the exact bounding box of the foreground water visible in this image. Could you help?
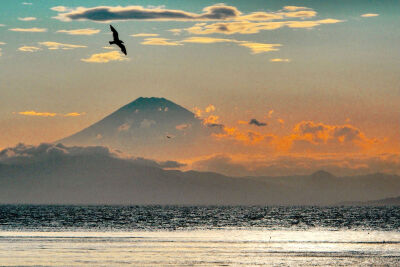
[0,205,399,266]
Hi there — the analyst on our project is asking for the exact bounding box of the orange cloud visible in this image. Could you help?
[18,111,57,117]
[213,126,273,145]
[276,121,378,152]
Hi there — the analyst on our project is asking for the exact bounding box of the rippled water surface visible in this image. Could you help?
[0,205,399,266]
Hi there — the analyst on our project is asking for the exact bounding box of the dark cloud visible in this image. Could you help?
[206,123,224,129]
[249,119,267,127]
[0,143,186,169]
[159,160,187,169]
[55,4,241,22]
[0,143,116,165]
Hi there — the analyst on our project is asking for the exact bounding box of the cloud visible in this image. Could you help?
[81,51,128,63]
[191,153,400,177]
[181,36,236,44]
[9,27,47,32]
[277,121,377,152]
[57,28,100,35]
[18,46,41,52]
[184,19,343,35]
[283,6,309,11]
[249,119,267,127]
[158,160,187,169]
[361,13,379,18]
[180,37,280,54]
[168,29,182,35]
[270,58,290,62]
[22,2,32,5]
[39,42,87,50]
[213,126,272,145]
[0,143,186,170]
[282,10,316,18]
[18,17,36,21]
[17,111,57,117]
[141,38,181,46]
[238,42,281,54]
[205,104,215,113]
[64,112,84,117]
[0,143,120,165]
[0,42,6,45]
[51,6,68,12]
[131,33,159,37]
[16,111,84,117]
[53,4,241,22]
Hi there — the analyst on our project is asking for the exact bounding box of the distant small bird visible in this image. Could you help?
[166,135,172,139]
[109,25,127,55]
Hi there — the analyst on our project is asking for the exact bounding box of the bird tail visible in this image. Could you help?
[109,41,115,45]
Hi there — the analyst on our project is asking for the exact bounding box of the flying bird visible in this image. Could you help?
[109,25,127,55]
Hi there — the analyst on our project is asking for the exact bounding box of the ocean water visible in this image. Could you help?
[0,205,399,266]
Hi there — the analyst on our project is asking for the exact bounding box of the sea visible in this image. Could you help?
[0,205,399,266]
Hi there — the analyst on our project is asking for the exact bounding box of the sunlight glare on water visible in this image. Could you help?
[0,230,399,266]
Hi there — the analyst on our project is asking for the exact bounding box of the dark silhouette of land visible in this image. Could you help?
[109,25,127,55]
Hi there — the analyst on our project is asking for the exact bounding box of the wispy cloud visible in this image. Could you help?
[283,6,310,12]
[63,112,85,117]
[181,36,236,44]
[141,38,181,46]
[81,51,128,63]
[18,46,41,52]
[39,42,87,50]
[238,42,281,54]
[57,28,100,35]
[361,13,379,18]
[0,42,5,45]
[185,19,344,35]
[131,33,159,37]
[17,111,57,117]
[16,111,85,117]
[270,58,290,62]
[51,6,68,12]
[18,17,36,21]
[22,2,32,5]
[9,27,47,32]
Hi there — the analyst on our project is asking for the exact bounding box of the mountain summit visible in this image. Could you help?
[59,97,209,158]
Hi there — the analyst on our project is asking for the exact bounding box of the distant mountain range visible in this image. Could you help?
[0,144,399,205]
[339,196,400,206]
[59,97,213,159]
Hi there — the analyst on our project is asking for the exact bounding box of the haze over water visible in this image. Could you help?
[1,205,399,266]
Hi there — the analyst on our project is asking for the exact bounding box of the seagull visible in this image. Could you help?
[109,25,127,55]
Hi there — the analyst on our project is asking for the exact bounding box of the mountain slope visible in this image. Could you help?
[59,97,210,158]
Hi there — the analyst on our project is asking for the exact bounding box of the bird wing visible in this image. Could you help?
[117,43,127,55]
[110,25,119,40]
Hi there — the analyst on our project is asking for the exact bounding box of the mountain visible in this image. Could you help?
[339,196,400,206]
[1,143,400,205]
[59,97,212,159]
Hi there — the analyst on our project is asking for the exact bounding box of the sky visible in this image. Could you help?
[0,0,399,176]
